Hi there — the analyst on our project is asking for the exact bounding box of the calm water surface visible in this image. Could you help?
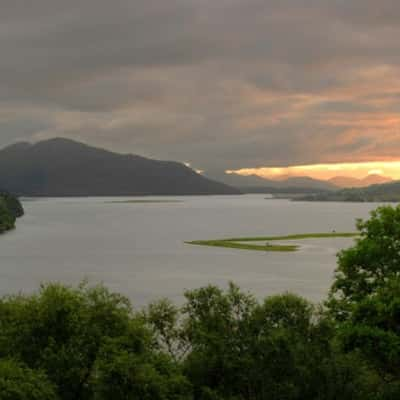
[0,195,383,306]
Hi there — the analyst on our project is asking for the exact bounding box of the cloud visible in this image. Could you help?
[228,161,400,180]
[0,0,400,172]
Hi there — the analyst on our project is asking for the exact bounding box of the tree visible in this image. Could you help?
[336,277,400,398]
[0,359,57,400]
[0,197,15,233]
[0,192,24,218]
[329,205,400,318]
[327,205,400,398]
[0,282,190,400]
[92,340,192,400]
[176,284,367,400]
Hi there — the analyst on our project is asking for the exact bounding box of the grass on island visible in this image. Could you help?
[188,240,299,252]
[221,232,359,242]
[186,232,358,252]
[105,200,183,204]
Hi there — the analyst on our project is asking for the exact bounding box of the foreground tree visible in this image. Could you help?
[0,280,376,400]
[333,277,400,399]
[330,205,400,317]
[0,282,190,400]
[0,197,16,233]
[0,359,57,400]
[147,284,369,400]
[328,205,400,399]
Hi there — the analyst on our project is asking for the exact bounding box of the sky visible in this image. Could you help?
[1,0,400,179]
[227,162,400,180]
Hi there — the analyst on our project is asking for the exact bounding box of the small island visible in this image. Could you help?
[0,192,24,234]
[186,232,358,252]
[105,199,183,204]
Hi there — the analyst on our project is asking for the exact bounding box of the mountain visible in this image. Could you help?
[298,180,400,202]
[204,170,274,188]
[273,176,337,190]
[362,174,393,186]
[328,176,365,188]
[328,174,392,188]
[0,138,240,196]
[205,171,337,192]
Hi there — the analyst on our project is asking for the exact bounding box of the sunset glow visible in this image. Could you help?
[226,161,400,181]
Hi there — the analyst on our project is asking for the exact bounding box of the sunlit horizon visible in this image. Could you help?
[226,161,400,181]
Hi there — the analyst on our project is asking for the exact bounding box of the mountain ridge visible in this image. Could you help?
[205,171,338,191]
[207,170,393,191]
[328,174,392,188]
[0,138,240,196]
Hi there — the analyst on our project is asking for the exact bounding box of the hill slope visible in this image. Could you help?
[0,138,240,196]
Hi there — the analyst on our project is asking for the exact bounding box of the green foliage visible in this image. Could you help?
[146,298,187,360]
[327,205,400,398]
[0,192,23,233]
[145,284,369,400]
[187,239,298,252]
[0,282,190,400]
[92,346,192,400]
[330,205,400,316]
[0,197,15,233]
[0,192,24,218]
[0,359,58,400]
[0,280,373,400]
[336,277,400,391]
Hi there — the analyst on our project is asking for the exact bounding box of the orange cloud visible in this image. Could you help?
[227,161,400,180]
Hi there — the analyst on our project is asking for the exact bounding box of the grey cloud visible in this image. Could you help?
[0,0,400,170]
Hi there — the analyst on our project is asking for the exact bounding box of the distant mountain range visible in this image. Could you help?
[328,174,392,188]
[0,138,240,196]
[206,170,393,192]
[205,171,337,192]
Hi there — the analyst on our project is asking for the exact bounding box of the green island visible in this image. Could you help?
[105,199,183,204]
[187,232,358,252]
[0,192,24,234]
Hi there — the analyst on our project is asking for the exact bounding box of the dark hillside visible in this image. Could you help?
[0,138,240,196]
